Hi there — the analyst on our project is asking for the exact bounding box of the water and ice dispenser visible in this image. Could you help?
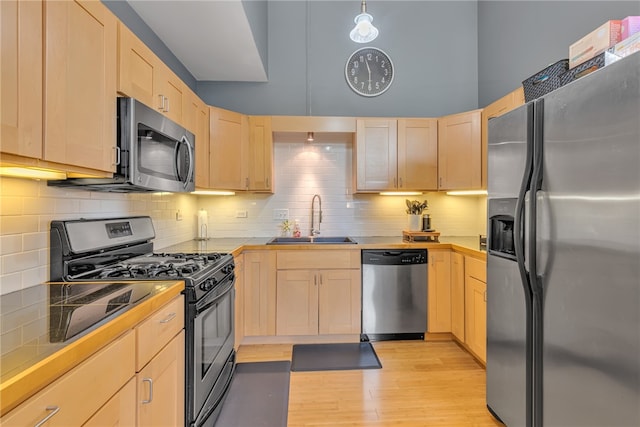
[488,198,517,259]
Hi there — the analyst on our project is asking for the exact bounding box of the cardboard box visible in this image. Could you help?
[608,30,640,59]
[569,20,622,68]
[621,16,640,40]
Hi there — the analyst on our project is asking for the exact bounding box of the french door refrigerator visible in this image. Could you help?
[486,51,640,427]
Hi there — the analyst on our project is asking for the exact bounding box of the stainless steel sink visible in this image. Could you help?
[266,236,357,245]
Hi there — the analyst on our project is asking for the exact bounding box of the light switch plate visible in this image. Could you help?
[236,210,248,218]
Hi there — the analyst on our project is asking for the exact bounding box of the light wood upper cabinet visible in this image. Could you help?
[118,22,184,126]
[481,87,525,188]
[355,118,437,192]
[209,106,247,191]
[464,256,487,363]
[44,0,117,173]
[397,118,438,190]
[427,249,451,333]
[184,91,210,188]
[451,251,465,342]
[248,116,274,192]
[355,119,398,191]
[243,251,277,336]
[437,109,482,190]
[1,0,43,159]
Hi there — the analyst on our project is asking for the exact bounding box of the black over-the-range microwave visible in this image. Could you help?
[48,97,195,193]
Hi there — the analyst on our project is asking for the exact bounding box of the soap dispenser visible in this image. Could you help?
[293,219,301,238]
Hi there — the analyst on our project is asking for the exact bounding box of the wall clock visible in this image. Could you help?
[345,47,394,97]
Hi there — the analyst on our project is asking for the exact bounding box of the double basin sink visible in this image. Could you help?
[266,236,357,245]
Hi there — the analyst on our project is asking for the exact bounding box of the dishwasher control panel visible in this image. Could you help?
[361,250,427,265]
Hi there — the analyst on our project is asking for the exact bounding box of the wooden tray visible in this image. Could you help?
[402,230,440,243]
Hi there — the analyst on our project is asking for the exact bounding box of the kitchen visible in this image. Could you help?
[1,1,640,426]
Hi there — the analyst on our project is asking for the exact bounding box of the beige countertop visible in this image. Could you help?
[161,235,486,259]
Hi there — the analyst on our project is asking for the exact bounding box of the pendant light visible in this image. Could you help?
[306,132,315,142]
[349,0,379,43]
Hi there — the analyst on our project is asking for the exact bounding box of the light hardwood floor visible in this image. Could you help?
[236,340,504,427]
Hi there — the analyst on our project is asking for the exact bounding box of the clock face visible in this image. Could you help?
[345,47,394,97]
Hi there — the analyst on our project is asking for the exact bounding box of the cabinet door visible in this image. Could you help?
[137,331,185,427]
[397,118,438,190]
[234,254,244,350]
[1,0,42,158]
[155,66,183,125]
[450,252,465,342]
[355,119,398,191]
[481,87,525,188]
[244,251,277,336]
[248,116,273,192]
[427,250,451,333]
[318,269,361,334]
[186,93,211,188]
[44,0,117,172]
[465,277,487,363]
[276,270,318,335]
[210,107,247,190]
[437,110,481,190]
[83,378,136,427]
[117,22,156,107]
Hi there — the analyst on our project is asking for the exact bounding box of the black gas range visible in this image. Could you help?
[50,216,236,427]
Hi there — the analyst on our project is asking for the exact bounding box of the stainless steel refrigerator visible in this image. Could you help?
[486,52,640,427]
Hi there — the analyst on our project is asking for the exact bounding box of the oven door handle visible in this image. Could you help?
[195,275,235,315]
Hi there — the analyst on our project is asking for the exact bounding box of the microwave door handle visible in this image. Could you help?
[182,135,194,189]
[174,136,194,189]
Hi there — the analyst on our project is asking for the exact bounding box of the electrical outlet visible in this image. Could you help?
[175,210,183,221]
[273,209,289,220]
[236,210,248,218]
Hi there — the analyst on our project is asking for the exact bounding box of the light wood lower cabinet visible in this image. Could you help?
[234,254,245,349]
[136,331,185,427]
[0,331,136,426]
[275,250,361,336]
[243,251,277,336]
[427,249,451,333]
[84,378,136,427]
[450,251,465,341]
[464,256,487,363]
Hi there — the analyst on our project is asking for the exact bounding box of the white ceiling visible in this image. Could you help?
[126,0,268,82]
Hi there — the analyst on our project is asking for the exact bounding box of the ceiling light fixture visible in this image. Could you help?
[349,0,379,43]
[306,132,315,142]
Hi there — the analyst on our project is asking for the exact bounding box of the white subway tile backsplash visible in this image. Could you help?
[1,235,23,254]
[23,232,47,252]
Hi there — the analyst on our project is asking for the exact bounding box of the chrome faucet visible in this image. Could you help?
[310,194,322,237]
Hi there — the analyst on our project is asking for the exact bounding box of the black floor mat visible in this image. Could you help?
[215,361,290,427]
[290,342,382,372]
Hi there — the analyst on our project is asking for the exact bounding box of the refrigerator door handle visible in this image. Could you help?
[535,190,550,278]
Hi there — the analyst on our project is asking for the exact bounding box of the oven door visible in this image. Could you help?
[192,276,235,425]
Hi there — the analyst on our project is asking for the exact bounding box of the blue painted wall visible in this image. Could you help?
[104,1,640,116]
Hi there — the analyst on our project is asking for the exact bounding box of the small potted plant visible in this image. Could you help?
[280,219,292,237]
[405,199,428,231]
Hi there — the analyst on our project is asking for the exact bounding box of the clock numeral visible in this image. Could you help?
[366,53,373,61]
[384,69,388,76]
[381,77,385,84]
[381,60,386,67]
[376,82,380,90]
[360,82,365,89]
[353,61,359,69]
[351,68,356,76]
[354,76,358,84]
[359,55,364,63]
[368,83,372,91]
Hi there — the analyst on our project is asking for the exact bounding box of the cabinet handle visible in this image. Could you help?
[399,177,403,188]
[34,406,60,427]
[113,146,121,166]
[393,177,397,188]
[165,97,170,113]
[157,94,165,111]
[314,275,317,286]
[245,177,249,190]
[439,177,443,188]
[319,273,323,285]
[431,255,435,267]
[142,378,154,404]
[484,290,487,302]
[266,177,270,188]
[160,312,177,324]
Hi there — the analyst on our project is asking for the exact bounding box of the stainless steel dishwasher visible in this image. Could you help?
[361,249,428,341]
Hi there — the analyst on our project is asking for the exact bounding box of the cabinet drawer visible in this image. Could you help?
[277,250,361,269]
[1,331,135,426]
[465,256,486,283]
[135,295,184,371]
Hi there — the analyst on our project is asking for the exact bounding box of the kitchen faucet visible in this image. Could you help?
[310,194,322,237]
